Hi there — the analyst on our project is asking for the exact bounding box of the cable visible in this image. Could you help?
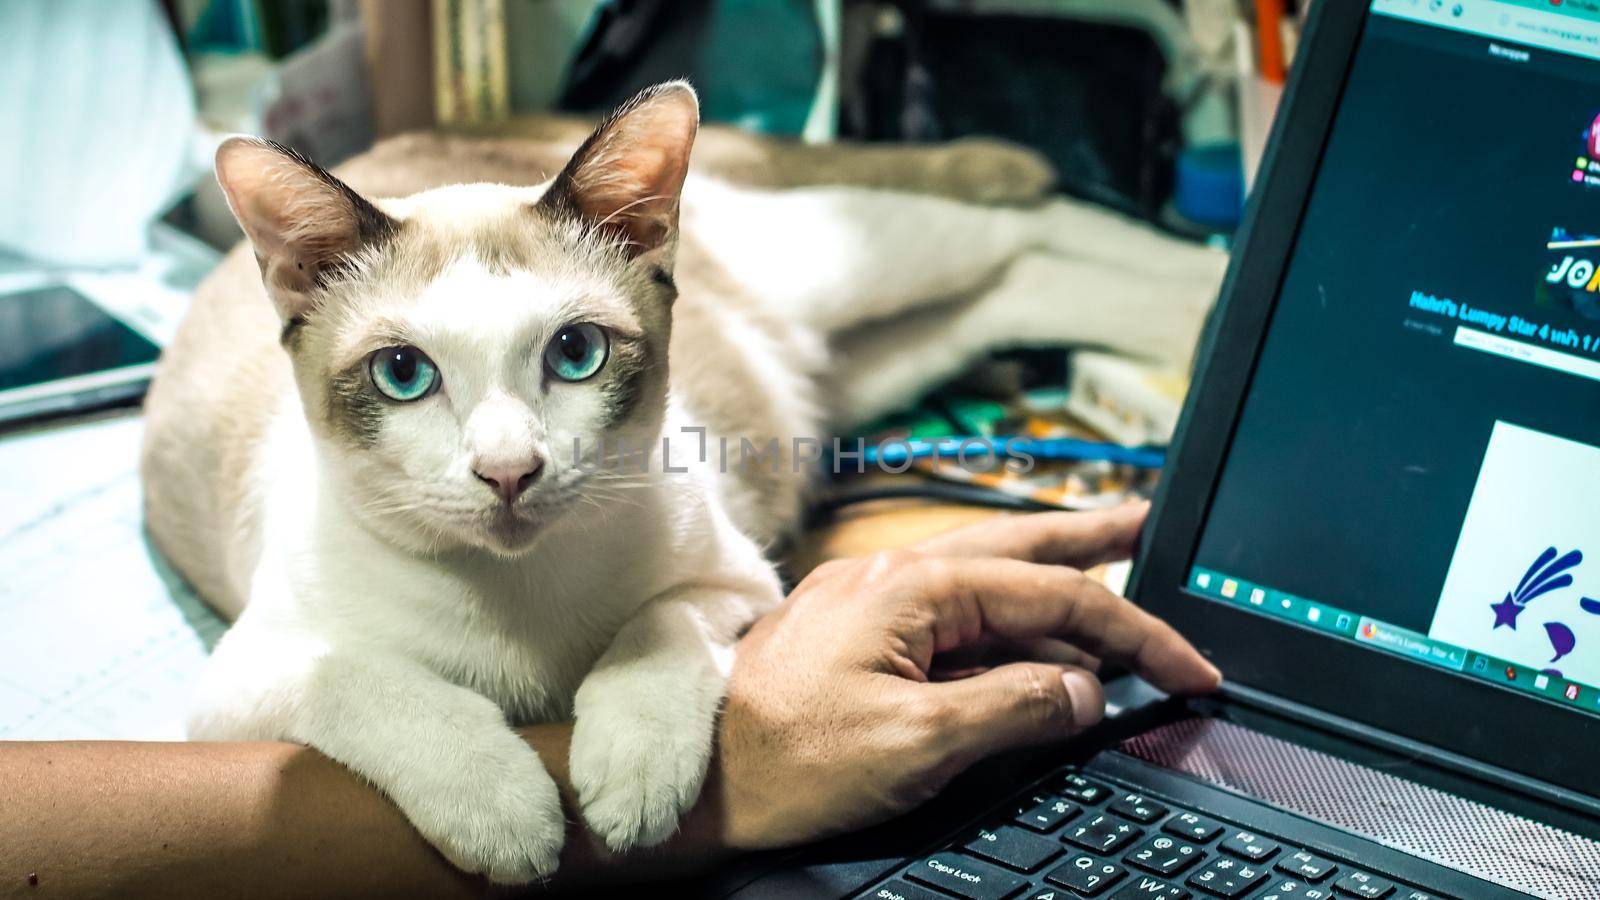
[807,482,1063,523]
[846,436,1166,470]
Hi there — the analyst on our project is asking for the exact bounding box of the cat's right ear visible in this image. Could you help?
[215,137,397,322]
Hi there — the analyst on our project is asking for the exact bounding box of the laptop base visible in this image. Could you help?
[711,686,1595,899]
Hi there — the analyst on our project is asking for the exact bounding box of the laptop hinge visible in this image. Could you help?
[1218,681,1600,820]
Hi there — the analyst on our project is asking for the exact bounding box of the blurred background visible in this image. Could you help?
[3,0,1299,269]
[0,0,1302,741]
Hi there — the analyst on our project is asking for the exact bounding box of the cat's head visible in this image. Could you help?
[215,83,698,555]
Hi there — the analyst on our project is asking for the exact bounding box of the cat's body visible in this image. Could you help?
[143,85,1225,883]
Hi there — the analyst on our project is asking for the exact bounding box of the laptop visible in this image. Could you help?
[709,2,1600,898]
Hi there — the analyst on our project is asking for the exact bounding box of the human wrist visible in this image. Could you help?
[508,723,736,887]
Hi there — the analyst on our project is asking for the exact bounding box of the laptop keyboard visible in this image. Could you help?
[861,767,1453,900]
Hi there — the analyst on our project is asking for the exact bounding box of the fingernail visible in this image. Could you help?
[1061,670,1104,728]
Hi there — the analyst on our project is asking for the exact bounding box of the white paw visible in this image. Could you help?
[397,737,567,885]
[569,665,723,852]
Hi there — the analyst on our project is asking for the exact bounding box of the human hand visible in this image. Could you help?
[712,502,1221,849]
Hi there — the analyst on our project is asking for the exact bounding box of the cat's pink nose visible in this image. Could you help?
[473,457,543,504]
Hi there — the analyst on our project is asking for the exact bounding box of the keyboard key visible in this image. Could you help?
[1010,790,1052,815]
[1219,830,1279,862]
[1124,834,1204,876]
[1275,850,1338,882]
[1045,852,1128,896]
[1184,856,1268,897]
[1064,813,1144,854]
[907,852,1028,900]
[863,879,953,900]
[963,825,1062,873]
[1333,871,1395,898]
[1397,892,1450,900]
[1109,793,1170,824]
[1111,874,1192,898]
[1015,796,1081,833]
[1255,878,1338,899]
[1059,773,1115,804]
[1162,812,1225,843]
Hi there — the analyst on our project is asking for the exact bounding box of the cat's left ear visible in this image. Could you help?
[537,81,699,271]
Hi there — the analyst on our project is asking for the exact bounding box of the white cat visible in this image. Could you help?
[141,83,1223,883]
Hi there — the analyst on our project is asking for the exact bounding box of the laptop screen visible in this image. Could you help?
[1188,0,1600,718]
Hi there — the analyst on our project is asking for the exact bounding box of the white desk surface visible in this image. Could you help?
[0,413,224,741]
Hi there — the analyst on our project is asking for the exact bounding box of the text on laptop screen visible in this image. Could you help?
[1189,0,1600,717]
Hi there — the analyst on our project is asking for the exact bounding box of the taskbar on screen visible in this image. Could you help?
[1188,565,1599,716]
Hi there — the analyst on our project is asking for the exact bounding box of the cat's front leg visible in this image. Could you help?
[193,633,566,884]
[570,574,777,851]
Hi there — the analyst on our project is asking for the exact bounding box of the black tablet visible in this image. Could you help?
[0,284,163,429]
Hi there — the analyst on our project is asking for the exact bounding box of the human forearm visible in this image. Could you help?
[0,728,733,899]
[0,737,474,898]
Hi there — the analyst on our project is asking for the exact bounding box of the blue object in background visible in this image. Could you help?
[187,0,263,53]
[561,0,822,138]
[697,0,820,136]
[1176,143,1245,230]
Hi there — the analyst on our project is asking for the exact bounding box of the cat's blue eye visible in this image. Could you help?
[543,323,609,382]
[369,346,440,401]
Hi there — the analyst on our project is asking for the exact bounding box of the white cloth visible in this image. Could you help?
[0,0,199,266]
